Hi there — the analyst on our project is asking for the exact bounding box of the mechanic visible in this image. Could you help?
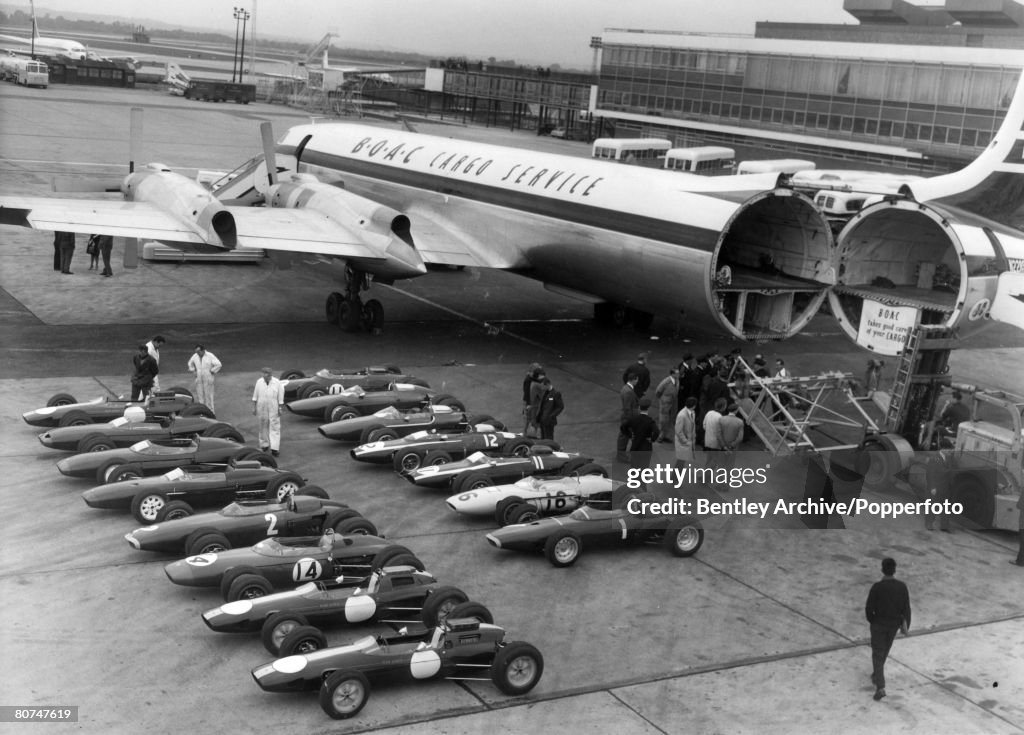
[865,557,911,702]
[145,335,166,392]
[921,390,970,449]
[924,451,952,532]
[252,366,285,456]
[130,343,159,401]
[534,377,564,441]
[617,374,641,462]
[187,344,223,412]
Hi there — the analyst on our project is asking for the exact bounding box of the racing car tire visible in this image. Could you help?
[219,566,261,600]
[380,553,425,571]
[367,427,399,443]
[325,508,362,531]
[58,410,91,427]
[265,473,305,502]
[155,500,194,522]
[185,529,231,556]
[280,369,306,381]
[245,451,278,469]
[319,669,371,720]
[448,601,494,624]
[494,496,525,525]
[205,424,244,442]
[231,448,260,462]
[296,485,329,499]
[558,457,591,476]
[420,586,470,627]
[665,521,704,557]
[457,472,495,493]
[334,517,378,536]
[544,531,582,567]
[358,424,385,444]
[433,394,466,411]
[78,434,116,453]
[468,413,502,430]
[508,504,541,525]
[280,624,328,655]
[107,463,144,484]
[491,642,544,695]
[570,462,608,478]
[130,489,168,523]
[325,404,360,424]
[46,393,77,407]
[226,573,274,602]
[404,378,430,388]
[501,438,532,457]
[421,449,453,467]
[261,612,310,655]
[166,386,194,398]
[369,545,416,571]
[299,384,328,400]
[180,403,215,419]
[392,448,425,473]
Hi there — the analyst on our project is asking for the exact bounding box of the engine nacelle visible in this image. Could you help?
[122,165,237,248]
[828,197,1024,355]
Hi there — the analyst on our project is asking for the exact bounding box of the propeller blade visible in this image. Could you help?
[129,107,143,173]
[259,121,278,186]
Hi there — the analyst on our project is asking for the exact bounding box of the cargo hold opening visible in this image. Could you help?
[712,190,834,340]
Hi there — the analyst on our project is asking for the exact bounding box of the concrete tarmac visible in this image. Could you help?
[1,82,1022,735]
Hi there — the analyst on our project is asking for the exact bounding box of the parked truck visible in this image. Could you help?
[183,79,255,104]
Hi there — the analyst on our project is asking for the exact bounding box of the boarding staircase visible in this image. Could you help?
[882,324,958,439]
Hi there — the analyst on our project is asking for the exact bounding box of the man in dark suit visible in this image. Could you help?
[623,397,660,469]
[865,557,911,701]
[622,353,651,398]
[534,378,564,440]
[617,375,640,461]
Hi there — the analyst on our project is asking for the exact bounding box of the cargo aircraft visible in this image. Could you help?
[0,0,86,60]
[1,64,1023,352]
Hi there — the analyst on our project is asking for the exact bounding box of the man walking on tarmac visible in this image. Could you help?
[865,557,911,701]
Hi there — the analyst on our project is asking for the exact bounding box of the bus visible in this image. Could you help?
[592,138,671,163]
[736,159,816,175]
[0,56,48,88]
[664,146,735,174]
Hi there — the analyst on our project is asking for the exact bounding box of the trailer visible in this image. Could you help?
[183,79,255,104]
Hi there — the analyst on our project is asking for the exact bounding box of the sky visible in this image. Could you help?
[17,0,863,67]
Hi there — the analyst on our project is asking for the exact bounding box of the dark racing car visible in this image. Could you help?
[124,494,365,554]
[85,461,318,523]
[22,388,211,427]
[164,528,421,602]
[279,365,429,402]
[38,414,244,452]
[486,505,705,566]
[405,447,606,492]
[352,429,554,472]
[251,619,543,719]
[56,437,270,484]
[318,404,501,444]
[287,384,463,423]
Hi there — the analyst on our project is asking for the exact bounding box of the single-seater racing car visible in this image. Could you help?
[319,404,500,444]
[279,365,428,402]
[352,429,554,472]
[23,388,210,428]
[251,618,543,719]
[287,383,462,423]
[123,493,363,553]
[85,461,313,523]
[56,437,270,484]
[447,474,620,525]
[405,447,606,492]
[486,504,704,566]
[38,414,244,453]
[164,528,422,602]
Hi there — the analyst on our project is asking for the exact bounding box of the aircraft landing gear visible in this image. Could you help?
[324,268,384,335]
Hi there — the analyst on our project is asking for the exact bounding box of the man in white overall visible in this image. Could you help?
[187,345,222,412]
[252,367,284,456]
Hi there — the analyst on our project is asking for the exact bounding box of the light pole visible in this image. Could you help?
[231,8,244,83]
[237,8,250,83]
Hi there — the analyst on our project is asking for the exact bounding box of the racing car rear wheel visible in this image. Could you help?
[404,378,430,388]
[458,472,495,493]
[185,529,231,556]
[46,393,77,407]
[665,521,704,557]
[78,434,115,453]
[326,404,359,423]
[334,517,378,536]
[155,500,194,522]
[559,458,591,476]
[219,566,261,601]
[502,439,532,457]
[544,531,582,567]
[494,497,525,526]
[320,669,370,719]
[325,508,361,531]
[131,490,168,523]
[245,451,278,469]
[367,427,399,443]
[265,474,304,502]
[491,642,544,695]
[433,394,466,411]
[421,449,452,467]
[299,384,328,400]
[280,369,306,381]
[205,424,244,442]
[421,586,470,627]
[469,413,503,430]
[166,386,193,398]
[370,545,416,571]
[296,485,329,499]
[262,612,310,655]
[58,410,91,427]
[508,504,541,525]
[280,624,328,656]
[570,462,608,478]
[227,573,274,602]
[180,403,215,419]
[448,601,494,624]
[380,553,425,571]
[393,449,424,473]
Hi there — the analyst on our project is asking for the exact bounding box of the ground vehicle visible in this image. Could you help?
[664,146,735,174]
[736,159,815,175]
[57,437,267,484]
[251,619,543,719]
[353,429,552,470]
[23,388,206,427]
[279,365,427,402]
[286,384,461,422]
[37,414,243,452]
[183,79,255,104]
[591,137,671,163]
[486,505,704,566]
[318,405,496,443]
[125,494,360,553]
[164,529,420,601]
[446,474,619,524]
[405,447,605,490]
[202,566,478,653]
[0,56,48,87]
[813,190,869,231]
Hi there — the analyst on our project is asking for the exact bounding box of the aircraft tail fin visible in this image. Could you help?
[904,67,1024,227]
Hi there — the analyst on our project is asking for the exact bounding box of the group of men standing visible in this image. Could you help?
[522,364,565,440]
[52,231,113,276]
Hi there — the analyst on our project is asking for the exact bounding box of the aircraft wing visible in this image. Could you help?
[402,201,525,269]
[0,197,207,243]
[226,207,385,261]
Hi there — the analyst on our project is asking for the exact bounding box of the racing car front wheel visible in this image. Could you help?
[544,531,582,567]
[46,393,77,407]
[299,384,328,400]
[507,504,541,525]
[457,472,495,493]
[491,642,544,696]
[58,410,91,427]
[107,463,143,484]
[326,404,360,424]
[219,566,261,601]
[334,517,378,536]
[320,669,370,719]
[421,586,470,627]
[78,434,115,453]
[393,449,424,473]
[155,500,194,523]
[279,625,328,656]
[279,369,306,381]
[495,496,525,526]
[131,490,168,524]
[226,573,274,602]
[421,449,452,467]
[367,427,399,443]
[185,530,231,556]
[262,612,310,655]
[665,521,704,557]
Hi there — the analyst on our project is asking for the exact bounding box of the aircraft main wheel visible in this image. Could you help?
[325,292,343,325]
[338,300,362,332]
[362,299,384,334]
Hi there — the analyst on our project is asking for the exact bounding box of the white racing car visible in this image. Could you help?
[446,474,621,525]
